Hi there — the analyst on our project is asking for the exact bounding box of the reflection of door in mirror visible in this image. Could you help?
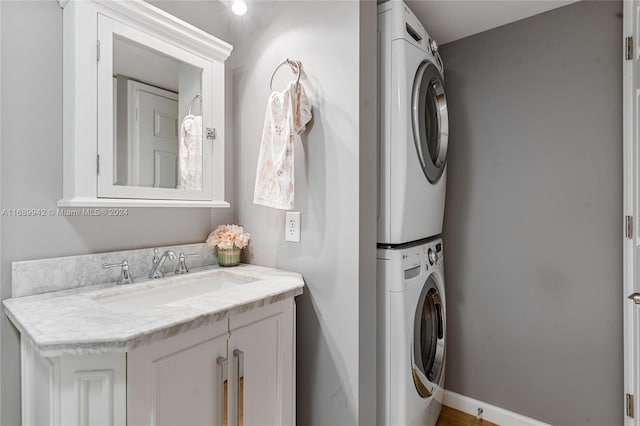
[131,81,178,188]
[112,34,203,191]
[114,78,179,188]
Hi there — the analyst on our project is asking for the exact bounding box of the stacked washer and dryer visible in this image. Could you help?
[377,2,449,426]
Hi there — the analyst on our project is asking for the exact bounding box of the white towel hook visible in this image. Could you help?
[269,58,302,92]
[188,93,201,115]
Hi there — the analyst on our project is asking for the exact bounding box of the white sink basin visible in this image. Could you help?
[94,271,257,314]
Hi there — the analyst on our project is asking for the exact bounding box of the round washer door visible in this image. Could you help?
[412,61,448,184]
[412,274,446,398]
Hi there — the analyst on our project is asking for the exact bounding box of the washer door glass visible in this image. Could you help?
[412,61,448,184]
[412,275,445,398]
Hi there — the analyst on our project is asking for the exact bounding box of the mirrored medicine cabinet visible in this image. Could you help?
[57,0,232,207]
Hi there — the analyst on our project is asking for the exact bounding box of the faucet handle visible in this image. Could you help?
[102,260,128,269]
[102,260,134,285]
[175,253,200,275]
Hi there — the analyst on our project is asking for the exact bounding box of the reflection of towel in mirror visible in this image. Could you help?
[178,114,203,191]
[253,81,312,210]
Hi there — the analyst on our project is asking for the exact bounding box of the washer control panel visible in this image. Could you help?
[436,243,444,265]
[400,238,444,282]
[429,242,444,267]
[401,247,425,280]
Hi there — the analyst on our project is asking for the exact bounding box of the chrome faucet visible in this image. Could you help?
[175,253,200,275]
[148,249,177,279]
[103,260,134,285]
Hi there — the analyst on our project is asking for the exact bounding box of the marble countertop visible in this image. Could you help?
[3,264,304,357]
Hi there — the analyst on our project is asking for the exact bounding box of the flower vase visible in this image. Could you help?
[218,247,241,267]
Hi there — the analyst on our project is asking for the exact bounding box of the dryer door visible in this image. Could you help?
[412,61,448,184]
[412,274,445,398]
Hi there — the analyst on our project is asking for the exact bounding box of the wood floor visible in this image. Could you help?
[437,406,499,426]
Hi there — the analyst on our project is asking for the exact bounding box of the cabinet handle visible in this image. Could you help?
[217,356,228,426]
[233,349,244,426]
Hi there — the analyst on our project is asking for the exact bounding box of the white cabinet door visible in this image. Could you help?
[228,300,295,426]
[127,320,229,426]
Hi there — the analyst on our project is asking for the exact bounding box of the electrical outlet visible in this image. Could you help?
[285,211,301,242]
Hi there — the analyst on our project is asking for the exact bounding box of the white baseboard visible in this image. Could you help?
[443,390,551,426]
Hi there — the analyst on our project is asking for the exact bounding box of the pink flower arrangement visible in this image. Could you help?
[206,224,251,251]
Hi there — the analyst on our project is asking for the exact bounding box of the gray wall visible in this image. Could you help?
[231,2,375,424]
[0,1,233,424]
[440,2,623,424]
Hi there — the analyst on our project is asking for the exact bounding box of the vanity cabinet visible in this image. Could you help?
[20,299,295,426]
[128,299,295,426]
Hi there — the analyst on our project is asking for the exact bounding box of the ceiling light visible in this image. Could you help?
[232,0,247,16]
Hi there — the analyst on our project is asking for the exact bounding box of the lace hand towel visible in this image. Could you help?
[253,81,312,210]
[178,114,203,191]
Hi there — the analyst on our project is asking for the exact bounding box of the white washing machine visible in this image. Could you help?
[378,1,449,245]
[377,237,446,426]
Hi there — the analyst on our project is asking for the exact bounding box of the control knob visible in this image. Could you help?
[429,39,438,54]
[428,248,438,266]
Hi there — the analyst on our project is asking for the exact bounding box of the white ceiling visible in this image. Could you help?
[405,0,582,45]
[149,0,583,48]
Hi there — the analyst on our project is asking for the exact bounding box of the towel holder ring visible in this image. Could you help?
[269,59,302,92]
[187,93,201,115]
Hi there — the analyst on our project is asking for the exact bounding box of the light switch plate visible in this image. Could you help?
[285,211,301,242]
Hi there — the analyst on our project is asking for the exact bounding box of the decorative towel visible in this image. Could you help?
[253,81,312,210]
[178,114,203,191]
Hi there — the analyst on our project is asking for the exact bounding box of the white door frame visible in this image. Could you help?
[624,1,639,424]
[0,0,4,422]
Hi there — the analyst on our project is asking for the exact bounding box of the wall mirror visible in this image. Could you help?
[112,34,204,191]
[58,0,232,207]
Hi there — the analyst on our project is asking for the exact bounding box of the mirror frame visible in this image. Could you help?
[57,0,232,207]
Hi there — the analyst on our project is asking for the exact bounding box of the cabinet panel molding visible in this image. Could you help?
[59,353,126,426]
[74,370,114,426]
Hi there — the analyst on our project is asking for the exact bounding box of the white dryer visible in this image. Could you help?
[378,1,449,245]
[377,237,446,426]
